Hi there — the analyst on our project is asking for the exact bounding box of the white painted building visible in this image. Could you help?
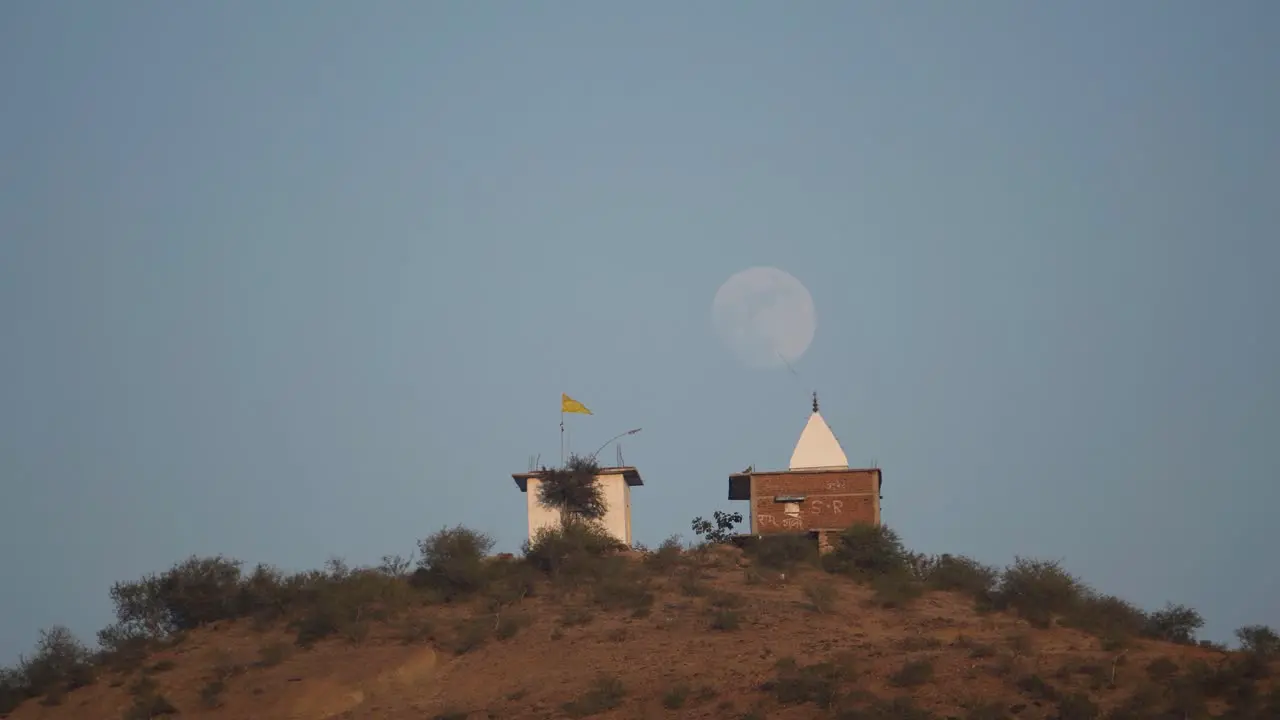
[511,466,643,546]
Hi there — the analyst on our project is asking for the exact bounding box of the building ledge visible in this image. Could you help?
[727,467,882,500]
[512,465,643,492]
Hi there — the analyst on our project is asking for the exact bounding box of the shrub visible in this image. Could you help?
[158,555,245,630]
[257,642,292,667]
[643,535,685,572]
[662,683,690,709]
[1236,624,1280,658]
[105,555,246,639]
[198,678,226,709]
[413,526,496,599]
[1145,657,1179,682]
[822,524,911,579]
[290,567,412,646]
[495,613,528,640]
[748,533,818,570]
[1142,603,1204,644]
[558,606,594,627]
[377,552,415,578]
[1061,592,1147,643]
[1015,674,1059,701]
[591,566,654,613]
[562,673,625,717]
[1055,692,1099,720]
[236,563,292,624]
[16,626,95,700]
[803,581,839,613]
[920,554,999,597]
[538,454,607,522]
[123,691,179,719]
[710,608,742,631]
[0,666,25,714]
[870,573,923,609]
[889,659,935,687]
[994,557,1084,628]
[691,510,742,544]
[450,618,491,655]
[523,521,621,578]
[767,657,848,709]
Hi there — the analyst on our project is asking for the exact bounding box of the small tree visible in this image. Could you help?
[104,555,245,639]
[993,557,1084,628]
[537,454,607,524]
[0,665,24,714]
[1144,603,1204,644]
[18,626,95,699]
[1236,625,1280,658]
[822,524,911,579]
[413,526,496,599]
[691,511,743,544]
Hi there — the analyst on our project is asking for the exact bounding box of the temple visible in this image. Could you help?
[728,394,882,551]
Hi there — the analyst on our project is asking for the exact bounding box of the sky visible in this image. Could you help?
[1,2,1277,661]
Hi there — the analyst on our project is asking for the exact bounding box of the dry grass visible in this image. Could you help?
[2,524,1277,720]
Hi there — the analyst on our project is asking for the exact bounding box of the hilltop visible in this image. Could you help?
[2,522,1278,720]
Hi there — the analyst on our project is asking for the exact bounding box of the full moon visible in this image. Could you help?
[711,267,816,369]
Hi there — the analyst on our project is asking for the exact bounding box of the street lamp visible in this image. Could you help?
[590,428,643,463]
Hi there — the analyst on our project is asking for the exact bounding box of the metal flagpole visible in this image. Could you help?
[560,409,565,465]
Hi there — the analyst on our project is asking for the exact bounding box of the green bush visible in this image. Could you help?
[803,581,839,613]
[538,454,607,522]
[821,524,910,579]
[412,526,496,599]
[920,554,999,597]
[562,673,626,717]
[1142,603,1204,644]
[590,563,654,613]
[523,520,622,577]
[16,626,96,700]
[643,535,686,572]
[747,533,818,570]
[1236,624,1280,658]
[1055,692,1099,720]
[289,567,412,647]
[105,555,246,639]
[690,510,742,544]
[710,608,742,631]
[766,657,848,709]
[1145,657,1180,682]
[1061,592,1148,642]
[889,659,934,687]
[236,563,294,624]
[0,666,25,714]
[870,573,923,609]
[993,557,1084,628]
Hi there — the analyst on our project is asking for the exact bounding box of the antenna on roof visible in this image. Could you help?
[812,391,819,413]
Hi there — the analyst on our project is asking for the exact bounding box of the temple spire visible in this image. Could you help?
[790,395,849,470]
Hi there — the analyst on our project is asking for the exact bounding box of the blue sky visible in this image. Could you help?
[2,2,1277,660]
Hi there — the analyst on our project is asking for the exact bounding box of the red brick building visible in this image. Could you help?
[728,394,882,551]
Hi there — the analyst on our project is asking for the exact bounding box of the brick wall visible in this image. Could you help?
[748,469,880,534]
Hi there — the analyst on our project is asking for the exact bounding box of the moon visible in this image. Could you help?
[712,267,816,369]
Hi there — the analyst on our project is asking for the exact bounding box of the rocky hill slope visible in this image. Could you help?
[2,527,1277,720]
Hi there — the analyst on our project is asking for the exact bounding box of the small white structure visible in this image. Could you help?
[788,393,850,470]
[511,466,643,546]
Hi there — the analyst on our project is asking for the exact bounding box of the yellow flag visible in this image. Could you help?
[561,393,592,415]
